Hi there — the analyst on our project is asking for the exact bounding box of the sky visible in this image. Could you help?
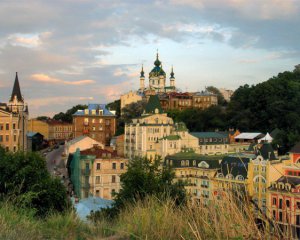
[0,0,300,117]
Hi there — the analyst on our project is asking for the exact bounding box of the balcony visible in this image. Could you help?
[81,169,90,176]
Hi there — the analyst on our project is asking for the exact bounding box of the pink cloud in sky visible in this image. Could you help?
[31,73,95,85]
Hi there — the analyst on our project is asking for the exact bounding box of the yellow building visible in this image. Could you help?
[214,143,289,220]
[0,73,28,152]
[124,95,199,160]
[69,147,128,200]
[165,151,221,205]
[28,119,73,142]
[120,90,143,113]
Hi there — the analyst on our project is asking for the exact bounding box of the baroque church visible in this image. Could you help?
[0,73,28,152]
[139,53,176,93]
[120,53,177,111]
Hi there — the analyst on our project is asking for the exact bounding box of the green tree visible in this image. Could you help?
[53,104,87,123]
[106,99,121,117]
[36,116,50,121]
[206,86,227,106]
[96,156,186,219]
[0,148,70,217]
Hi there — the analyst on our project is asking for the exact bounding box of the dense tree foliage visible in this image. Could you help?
[165,67,300,152]
[167,105,227,132]
[0,148,70,217]
[206,86,227,106]
[36,116,50,121]
[106,99,121,117]
[227,68,300,152]
[113,100,147,136]
[90,156,186,219]
[53,104,87,123]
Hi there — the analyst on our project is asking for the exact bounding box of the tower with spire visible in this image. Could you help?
[170,66,175,89]
[146,52,175,93]
[1,72,29,151]
[139,65,145,91]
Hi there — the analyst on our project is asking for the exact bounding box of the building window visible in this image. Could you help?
[286,199,290,208]
[5,135,9,141]
[13,135,16,142]
[5,123,9,130]
[120,163,124,169]
[0,124,3,130]
[279,212,283,222]
[272,197,277,206]
[297,202,300,209]
[0,135,3,142]
[272,210,276,219]
[112,175,116,183]
[96,176,100,184]
[12,123,16,130]
[96,163,101,170]
[112,163,116,170]
[96,190,100,196]
[279,199,283,209]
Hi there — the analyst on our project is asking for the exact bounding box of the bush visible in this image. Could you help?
[0,148,70,217]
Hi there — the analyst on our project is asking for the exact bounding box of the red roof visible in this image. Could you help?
[80,147,119,158]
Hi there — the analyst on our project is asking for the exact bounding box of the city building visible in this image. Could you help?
[64,135,104,156]
[234,132,265,144]
[218,88,234,102]
[120,53,218,113]
[124,95,198,160]
[27,132,44,151]
[28,119,73,142]
[165,150,221,205]
[73,104,117,146]
[0,73,28,152]
[267,142,300,238]
[68,147,128,200]
[191,132,229,155]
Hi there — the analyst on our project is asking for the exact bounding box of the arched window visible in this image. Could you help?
[193,160,196,166]
[186,160,189,166]
[181,160,185,166]
[236,175,244,181]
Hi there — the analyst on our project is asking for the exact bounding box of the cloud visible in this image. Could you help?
[30,73,95,85]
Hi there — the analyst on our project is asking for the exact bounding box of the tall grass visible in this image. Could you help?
[105,193,282,240]
[1,194,284,240]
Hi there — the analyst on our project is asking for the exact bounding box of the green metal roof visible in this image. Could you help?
[161,135,181,140]
[191,132,229,139]
[144,95,163,114]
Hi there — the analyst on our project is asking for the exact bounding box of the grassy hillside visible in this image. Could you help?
[0,195,284,240]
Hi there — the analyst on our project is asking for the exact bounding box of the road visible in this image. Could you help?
[45,145,65,174]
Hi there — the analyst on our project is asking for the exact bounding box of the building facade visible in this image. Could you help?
[28,119,73,142]
[73,104,117,146]
[165,151,221,205]
[191,132,229,155]
[124,95,198,160]
[0,73,28,152]
[69,147,128,200]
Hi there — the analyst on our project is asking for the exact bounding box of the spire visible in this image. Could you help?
[10,72,23,102]
[170,65,175,78]
[140,64,145,78]
[154,51,161,67]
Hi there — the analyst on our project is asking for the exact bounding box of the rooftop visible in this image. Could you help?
[80,147,119,158]
[73,104,115,116]
[235,132,264,140]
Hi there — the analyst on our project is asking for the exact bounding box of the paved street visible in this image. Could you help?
[45,145,65,174]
